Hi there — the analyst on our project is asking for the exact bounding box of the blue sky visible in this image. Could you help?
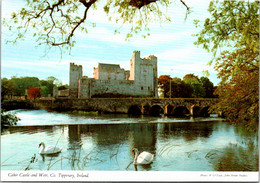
[1,0,220,85]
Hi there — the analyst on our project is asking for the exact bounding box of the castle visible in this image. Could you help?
[69,51,158,98]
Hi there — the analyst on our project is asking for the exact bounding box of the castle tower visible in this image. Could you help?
[69,62,83,98]
[129,50,140,81]
[129,51,158,97]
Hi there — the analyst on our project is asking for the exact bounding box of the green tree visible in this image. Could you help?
[58,84,69,90]
[184,77,205,98]
[183,73,200,82]
[11,76,40,96]
[200,76,215,98]
[158,75,193,98]
[183,74,205,98]
[1,78,15,100]
[47,76,62,87]
[3,0,189,52]
[194,1,259,129]
[40,79,53,96]
[170,77,193,98]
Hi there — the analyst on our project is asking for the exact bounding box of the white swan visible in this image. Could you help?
[38,142,62,155]
[131,148,154,165]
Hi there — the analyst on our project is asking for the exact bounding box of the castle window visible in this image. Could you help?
[141,86,143,90]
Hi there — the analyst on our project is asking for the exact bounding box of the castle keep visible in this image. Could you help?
[69,51,158,98]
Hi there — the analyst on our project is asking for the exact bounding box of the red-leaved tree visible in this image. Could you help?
[27,86,41,99]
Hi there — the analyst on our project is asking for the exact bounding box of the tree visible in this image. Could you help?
[1,78,15,100]
[158,75,171,85]
[11,76,40,96]
[183,74,205,98]
[4,0,189,52]
[27,86,41,99]
[194,1,259,129]
[183,73,200,82]
[58,84,69,90]
[170,78,193,98]
[47,76,62,87]
[200,76,215,98]
[158,75,193,98]
[158,75,171,98]
[184,77,205,98]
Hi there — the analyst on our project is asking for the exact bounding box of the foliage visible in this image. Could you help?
[58,84,69,90]
[194,1,259,129]
[200,76,215,98]
[47,76,62,87]
[184,77,205,98]
[158,75,193,98]
[27,86,41,99]
[158,74,215,98]
[183,74,206,98]
[158,75,171,85]
[183,73,199,82]
[169,78,193,98]
[11,76,39,96]
[1,78,15,100]
[1,109,20,127]
[3,0,190,52]
[2,76,62,97]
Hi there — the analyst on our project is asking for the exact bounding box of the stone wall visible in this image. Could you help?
[94,63,126,80]
[69,51,158,99]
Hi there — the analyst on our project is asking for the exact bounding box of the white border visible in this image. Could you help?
[1,171,259,182]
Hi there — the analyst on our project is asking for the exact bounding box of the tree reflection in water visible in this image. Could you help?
[206,122,259,171]
[206,143,259,171]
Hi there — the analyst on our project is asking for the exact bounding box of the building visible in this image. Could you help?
[69,51,158,98]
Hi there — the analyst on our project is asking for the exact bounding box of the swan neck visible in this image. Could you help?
[133,150,139,164]
[41,143,46,151]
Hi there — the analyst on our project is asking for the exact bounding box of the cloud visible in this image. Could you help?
[157,45,208,60]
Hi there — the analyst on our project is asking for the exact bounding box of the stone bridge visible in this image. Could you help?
[29,98,219,117]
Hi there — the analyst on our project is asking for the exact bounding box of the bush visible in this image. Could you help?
[1,109,20,127]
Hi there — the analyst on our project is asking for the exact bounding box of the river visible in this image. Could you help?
[1,109,258,171]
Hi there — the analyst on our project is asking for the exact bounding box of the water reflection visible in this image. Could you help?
[68,125,82,149]
[1,110,258,171]
[129,123,157,154]
[2,125,55,135]
[207,143,259,171]
[158,122,214,141]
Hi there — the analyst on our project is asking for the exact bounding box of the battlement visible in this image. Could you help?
[70,62,82,69]
[132,51,157,62]
[144,55,157,62]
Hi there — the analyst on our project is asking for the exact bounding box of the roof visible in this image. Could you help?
[98,63,120,69]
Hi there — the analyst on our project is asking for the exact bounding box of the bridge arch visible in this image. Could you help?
[200,106,210,117]
[128,105,141,115]
[149,105,163,116]
[173,106,189,116]
[141,104,151,115]
[191,106,201,117]
[164,104,174,116]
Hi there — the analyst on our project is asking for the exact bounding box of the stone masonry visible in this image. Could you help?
[69,51,158,98]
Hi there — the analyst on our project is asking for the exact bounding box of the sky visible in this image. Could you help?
[1,0,220,85]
